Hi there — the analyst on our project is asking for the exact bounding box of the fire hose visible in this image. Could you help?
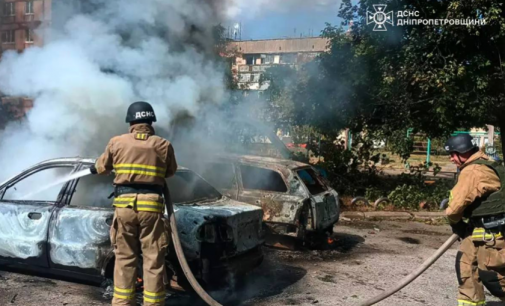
[359,234,459,306]
[163,184,223,306]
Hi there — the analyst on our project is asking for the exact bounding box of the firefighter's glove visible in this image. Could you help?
[450,220,468,238]
[89,165,98,175]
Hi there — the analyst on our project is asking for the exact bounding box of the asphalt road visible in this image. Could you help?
[0,220,502,306]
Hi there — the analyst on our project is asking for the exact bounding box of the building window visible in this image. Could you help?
[25,1,34,14]
[280,53,297,64]
[245,55,254,65]
[25,29,33,42]
[3,2,15,16]
[1,30,15,44]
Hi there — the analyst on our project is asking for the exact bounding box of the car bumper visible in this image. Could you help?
[201,246,263,286]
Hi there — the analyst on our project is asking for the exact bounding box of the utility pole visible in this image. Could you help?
[486,124,496,158]
[487,125,495,147]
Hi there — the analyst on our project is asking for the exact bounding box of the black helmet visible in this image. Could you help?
[125,101,157,123]
[444,134,477,154]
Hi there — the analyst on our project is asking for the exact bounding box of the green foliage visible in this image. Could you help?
[387,181,452,210]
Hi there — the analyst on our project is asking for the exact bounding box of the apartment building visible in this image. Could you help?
[0,0,50,53]
[227,37,329,90]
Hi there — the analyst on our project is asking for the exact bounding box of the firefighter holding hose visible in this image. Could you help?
[90,101,177,306]
[445,133,505,306]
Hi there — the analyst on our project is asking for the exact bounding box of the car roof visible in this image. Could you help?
[214,154,310,170]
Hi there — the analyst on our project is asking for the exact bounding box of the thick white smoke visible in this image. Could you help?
[0,0,233,181]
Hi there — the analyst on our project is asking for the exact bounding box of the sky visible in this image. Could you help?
[225,2,343,40]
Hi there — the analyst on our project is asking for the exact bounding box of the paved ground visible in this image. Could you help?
[0,220,503,306]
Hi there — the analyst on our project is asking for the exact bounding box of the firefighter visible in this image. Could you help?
[90,101,177,306]
[445,133,505,306]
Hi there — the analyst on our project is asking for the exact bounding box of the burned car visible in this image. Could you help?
[192,154,340,245]
[0,158,264,287]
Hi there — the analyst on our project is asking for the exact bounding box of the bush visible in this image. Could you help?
[300,131,453,210]
[387,183,450,210]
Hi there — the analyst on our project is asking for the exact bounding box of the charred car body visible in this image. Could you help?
[0,158,264,287]
[192,155,340,244]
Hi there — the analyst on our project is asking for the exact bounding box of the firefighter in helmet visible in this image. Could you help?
[445,133,505,306]
[90,101,177,306]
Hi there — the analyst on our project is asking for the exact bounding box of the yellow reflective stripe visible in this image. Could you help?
[472,234,502,239]
[137,201,164,206]
[113,198,135,206]
[144,291,166,303]
[114,197,136,202]
[457,300,486,306]
[144,297,165,303]
[137,201,164,212]
[138,208,163,213]
[115,170,165,177]
[114,164,165,171]
[113,197,134,208]
[144,290,166,297]
[471,228,502,239]
[113,287,135,300]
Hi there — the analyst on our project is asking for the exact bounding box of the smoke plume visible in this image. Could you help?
[0,0,260,182]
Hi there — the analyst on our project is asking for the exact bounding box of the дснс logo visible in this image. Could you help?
[366,4,394,31]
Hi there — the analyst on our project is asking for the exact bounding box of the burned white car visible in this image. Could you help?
[192,155,340,245]
[0,158,264,287]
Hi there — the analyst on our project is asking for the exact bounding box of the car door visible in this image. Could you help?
[48,164,114,275]
[236,164,301,226]
[295,167,339,231]
[0,164,76,267]
[194,162,239,199]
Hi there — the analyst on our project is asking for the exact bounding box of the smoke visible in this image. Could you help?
[0,0,243,182]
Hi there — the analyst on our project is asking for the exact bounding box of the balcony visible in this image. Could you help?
[237,64,297,73]
[238,65,273,73]
[1,15,15,24]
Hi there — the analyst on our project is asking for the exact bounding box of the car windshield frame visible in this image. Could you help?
[167,169,223,205]
[0,162,78,204]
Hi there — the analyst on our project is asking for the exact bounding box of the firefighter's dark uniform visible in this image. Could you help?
[446,150,504,306]
[95,120,177,306]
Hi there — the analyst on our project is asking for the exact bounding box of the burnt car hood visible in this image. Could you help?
[172,197,264,259]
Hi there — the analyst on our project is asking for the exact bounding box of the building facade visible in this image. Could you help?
[227,37,329,90]
[0,0,50,118]
[0,0,50,53]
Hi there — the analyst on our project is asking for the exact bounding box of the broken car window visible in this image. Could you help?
[69,172,114,208]
[167,171,222,204]
[297,168,327,195]
[240,165,287,192]
[198,163,236,189]
[2,166,73,202]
